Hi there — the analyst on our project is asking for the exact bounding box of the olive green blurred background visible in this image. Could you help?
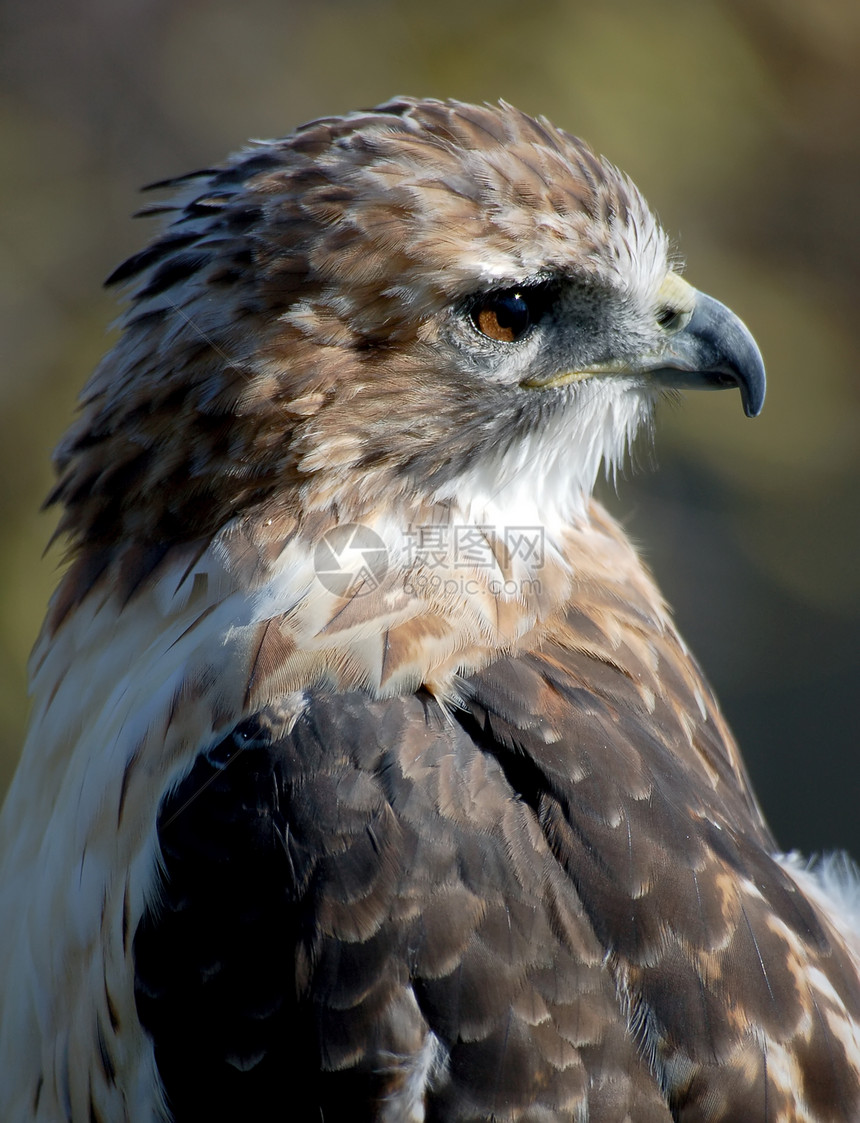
[1,0,858,855]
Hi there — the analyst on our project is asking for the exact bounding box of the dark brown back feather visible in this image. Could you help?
[135,605,860,1120]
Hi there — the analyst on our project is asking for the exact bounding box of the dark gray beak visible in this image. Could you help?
[655,291,766,418]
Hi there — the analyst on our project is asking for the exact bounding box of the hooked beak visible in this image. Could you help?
[521,273,766,418]
[650,283,766,418]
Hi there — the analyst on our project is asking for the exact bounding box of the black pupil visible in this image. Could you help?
[474,291,532,342]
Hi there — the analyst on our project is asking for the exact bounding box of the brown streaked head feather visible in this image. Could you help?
[48,99,667,583]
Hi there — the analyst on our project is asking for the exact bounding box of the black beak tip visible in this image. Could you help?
[738,353,766,419]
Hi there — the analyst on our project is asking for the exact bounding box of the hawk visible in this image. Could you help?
[1,97,859,1122]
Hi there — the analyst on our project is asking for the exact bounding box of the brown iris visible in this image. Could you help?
[472,291,533,343]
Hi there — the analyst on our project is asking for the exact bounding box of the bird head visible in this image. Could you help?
[49,98,764,577]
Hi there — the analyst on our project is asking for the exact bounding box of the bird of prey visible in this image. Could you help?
[1,97,859,1123]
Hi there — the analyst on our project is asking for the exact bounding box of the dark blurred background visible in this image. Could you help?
[1,0,858,856]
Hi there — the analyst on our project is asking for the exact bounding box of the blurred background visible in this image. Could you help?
[0,0,857,856]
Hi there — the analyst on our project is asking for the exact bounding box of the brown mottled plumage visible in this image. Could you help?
[1,98,858,1122]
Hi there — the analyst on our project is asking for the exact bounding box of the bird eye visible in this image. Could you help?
[471,290,534,343]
